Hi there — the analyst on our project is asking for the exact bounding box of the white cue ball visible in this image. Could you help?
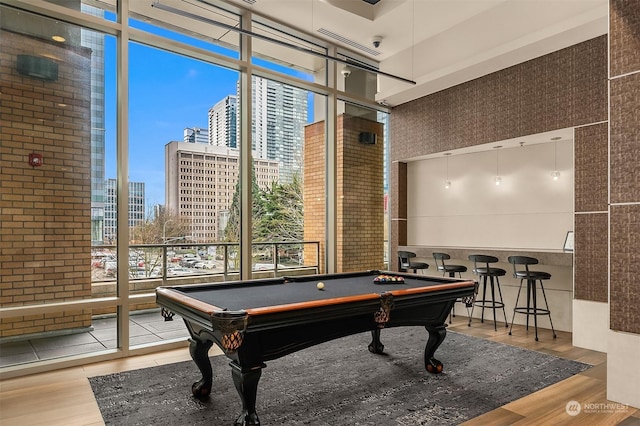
[317,282,325,290]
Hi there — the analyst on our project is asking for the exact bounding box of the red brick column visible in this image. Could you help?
[0,30,92,337]
[304,115,384,273]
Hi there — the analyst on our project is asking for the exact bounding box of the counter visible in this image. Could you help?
[397,245,574,333]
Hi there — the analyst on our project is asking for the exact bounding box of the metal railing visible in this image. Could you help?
[91,240,320,286]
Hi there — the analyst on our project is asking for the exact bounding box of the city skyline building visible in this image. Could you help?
[237,76,308,183]
[164,142,279,242]
[82,4,106,245]
[183,127,209,144]
[104,179,146,244]
[153,204,165,220]
[208,95,237,148]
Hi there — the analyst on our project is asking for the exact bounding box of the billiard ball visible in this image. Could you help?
[317,282,325,290]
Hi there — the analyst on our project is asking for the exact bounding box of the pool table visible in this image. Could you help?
[156,270,476,426]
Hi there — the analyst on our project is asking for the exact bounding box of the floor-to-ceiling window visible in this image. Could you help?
[0,3,118,366]
[0,0,388,376]
[247,17,327,276]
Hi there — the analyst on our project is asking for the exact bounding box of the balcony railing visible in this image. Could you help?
[91,240,320,286]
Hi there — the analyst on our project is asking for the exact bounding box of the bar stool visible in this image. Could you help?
[468,254,508,330]
[433,252,467,278]
[507,256,557,341]
[433,252,469,323]
[398,251,429,274]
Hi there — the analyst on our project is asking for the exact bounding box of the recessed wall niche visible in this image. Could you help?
[406,139,574,250]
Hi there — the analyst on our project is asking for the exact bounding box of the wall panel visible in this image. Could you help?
[609,0,640,337]
[610,204,640,334]
[574,213,608,303]
[391,36,608,162]
[575,123,608,213]
[610,73,640,204]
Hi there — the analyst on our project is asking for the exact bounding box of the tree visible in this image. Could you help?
[223,173,304,243]
[222,166,264,243]
[130,210,188,244]
[256,174,303,242]
[129,210,188,278]
[222,168,304,271]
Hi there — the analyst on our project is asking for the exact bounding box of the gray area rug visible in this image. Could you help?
[90,328,590,425]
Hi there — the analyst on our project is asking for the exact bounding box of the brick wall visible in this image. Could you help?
[304,115,384,273]
[303,121,326,273]
[337,115,384,272]
[0,30,92,338]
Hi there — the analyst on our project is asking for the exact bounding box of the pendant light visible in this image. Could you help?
[444,153,451,189]
[551,136,561,181]
[494,146,502,186]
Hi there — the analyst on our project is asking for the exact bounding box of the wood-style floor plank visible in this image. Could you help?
[450,319,638,426]
[0,320,638,425]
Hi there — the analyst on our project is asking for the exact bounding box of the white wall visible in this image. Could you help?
[608,331,640,408]
[573,299,609,352]
[407,140,574,250]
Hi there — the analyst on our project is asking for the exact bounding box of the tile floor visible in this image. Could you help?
[0,310,188,368]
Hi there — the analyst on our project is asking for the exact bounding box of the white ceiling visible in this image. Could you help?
[218,0,608,107]
[8,0,609,108]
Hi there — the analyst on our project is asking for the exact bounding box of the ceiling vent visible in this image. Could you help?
[240,0,257,4]
[317,28,381,56]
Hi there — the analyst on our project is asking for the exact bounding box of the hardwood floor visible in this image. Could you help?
[1,319,638,426]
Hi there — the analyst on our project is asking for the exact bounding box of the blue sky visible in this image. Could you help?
[103,27,314,213]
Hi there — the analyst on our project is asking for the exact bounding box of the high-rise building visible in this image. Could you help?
[82,4,106,244]
[165,142,279,242]
[184,127,209,144]
[208,95,237,148]
[153,204,165,221]
[104,179,146,243]
[237,77,307,182]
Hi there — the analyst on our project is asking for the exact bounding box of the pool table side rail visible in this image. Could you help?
[157,287,220,315]
[245,280,475,316]
[157,270,463,295]
[156,279,476,320]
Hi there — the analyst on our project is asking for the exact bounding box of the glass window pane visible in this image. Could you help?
[337,53,380,104]
[127,41,241,300]
[336,101,387,272]
[252,19,327,86]
[0,310,114,367]
[0,4,117,356]
[39,0,116,22]
[246,74,325,277]
[129,1,240,59]
[129,308,189,349]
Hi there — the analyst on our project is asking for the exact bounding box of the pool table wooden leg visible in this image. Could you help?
[424,324,446,373]
[368,328,385,354]
[231,362,263,426]
[188,337,214,398]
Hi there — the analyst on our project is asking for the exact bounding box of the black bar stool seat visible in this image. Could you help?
[398,251,429,274]
[468,254,509,330]
[433,252,470,323]
[508,256,556,341]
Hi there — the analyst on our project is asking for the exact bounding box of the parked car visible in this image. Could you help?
[167,267,196,276]
[180,258,198,267]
